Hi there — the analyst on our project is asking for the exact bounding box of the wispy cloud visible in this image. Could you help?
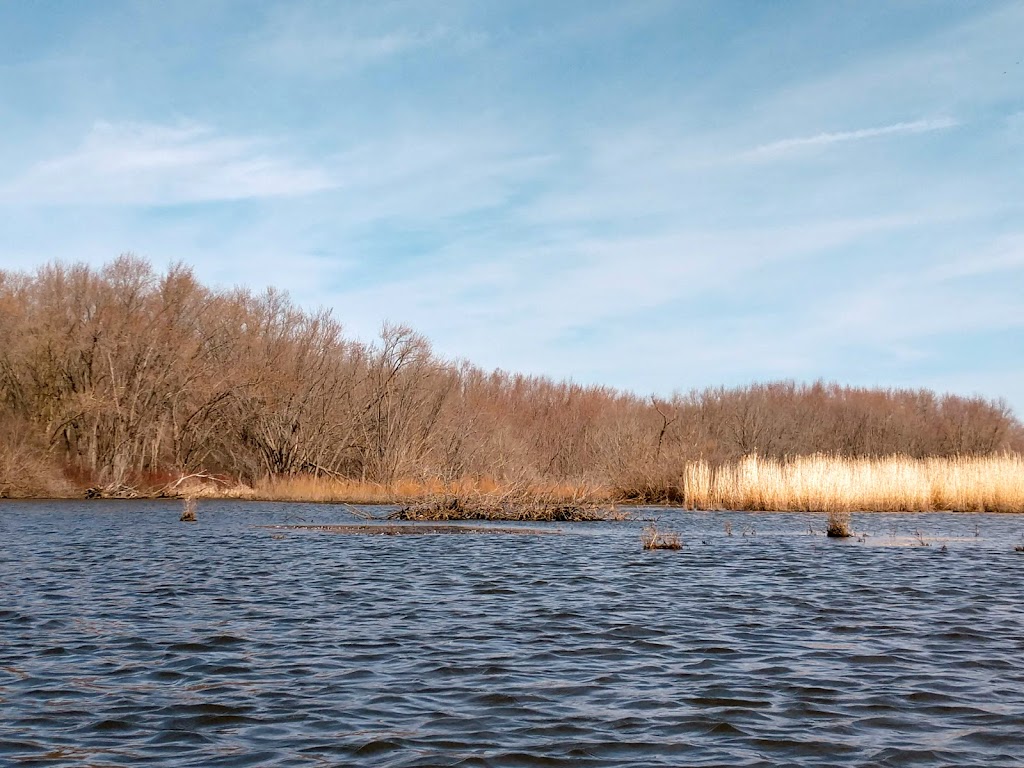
[0,121,335,206]
[326,213,919,360]
[747,117,959,158]
[926,234,1024,282]
[249,3,477,76]
[261,25,452,74]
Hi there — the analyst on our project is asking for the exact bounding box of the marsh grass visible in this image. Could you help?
[682,454,1024,513]
[254,476,455,504]
[100,454,1024,515]
[249,475,615,509]
[641,524,683,550]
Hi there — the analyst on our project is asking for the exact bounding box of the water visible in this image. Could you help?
[3,501,1024,767]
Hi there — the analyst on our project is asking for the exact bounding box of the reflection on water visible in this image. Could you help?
[2,501,1024,767]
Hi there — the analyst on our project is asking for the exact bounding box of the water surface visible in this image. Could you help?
[3,501,1024,766]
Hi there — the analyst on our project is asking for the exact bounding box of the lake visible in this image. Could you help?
[3,501,1024,767]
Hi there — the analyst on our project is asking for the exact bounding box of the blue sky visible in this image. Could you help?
[2,1,1022,414]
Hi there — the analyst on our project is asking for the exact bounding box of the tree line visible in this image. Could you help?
[1,257,1021,498]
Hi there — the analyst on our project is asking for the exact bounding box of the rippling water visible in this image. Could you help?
[3,501,1024,767]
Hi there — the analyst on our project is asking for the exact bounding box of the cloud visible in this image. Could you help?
[0,121,335,206]
[325,132,553,226]
[927,234,1024,282]
[248,3,477,77]
[746,118,959,158]
[324,213,919,360]
[262,25,451,73]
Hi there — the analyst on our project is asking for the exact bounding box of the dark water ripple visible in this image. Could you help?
[2,502,1024,766]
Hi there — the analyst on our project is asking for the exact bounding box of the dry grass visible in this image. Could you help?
[253,475,450,504]
[682,454,1024,513]
[391,483,622,522]
[241,475,619,520]
[640,524,683,550]
[180,496,197,522]
[826,510,852,538]
[108,454,1024,517]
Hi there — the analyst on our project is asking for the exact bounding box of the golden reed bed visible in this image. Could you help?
[682,454,1024,513]
[246,476,611,507]
[182,454,1024,514]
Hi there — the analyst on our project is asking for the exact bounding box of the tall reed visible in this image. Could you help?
[681,454,1024,513]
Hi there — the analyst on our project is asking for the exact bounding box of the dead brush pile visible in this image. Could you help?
[640,524,683,550]
[389,484,623,522]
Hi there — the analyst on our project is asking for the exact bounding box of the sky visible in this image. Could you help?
[1,1,1022,414]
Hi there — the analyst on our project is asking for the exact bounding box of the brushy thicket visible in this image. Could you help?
[1,257,1022,505]
[0,415,75,499]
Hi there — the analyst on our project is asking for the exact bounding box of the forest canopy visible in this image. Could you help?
[1,256,1021,499]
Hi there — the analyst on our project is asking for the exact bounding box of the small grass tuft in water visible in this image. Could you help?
[180,496,197,522]
[641,524,683,550]
[826,510,852,538]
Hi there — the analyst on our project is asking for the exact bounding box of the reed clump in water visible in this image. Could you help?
[180,496,197,522]
[826,510,852,538]
[681,454,1024,513]
[640,524,683,550]
[390,484,622,522]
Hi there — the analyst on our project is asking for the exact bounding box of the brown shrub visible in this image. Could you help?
[0,422,75,498]
[640,524,683,550]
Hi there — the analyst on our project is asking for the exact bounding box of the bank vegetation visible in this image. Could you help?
[2,257,1022,512]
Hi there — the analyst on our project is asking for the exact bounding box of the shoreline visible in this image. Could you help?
[3,454,1023,514]
[3,496,1023,516]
